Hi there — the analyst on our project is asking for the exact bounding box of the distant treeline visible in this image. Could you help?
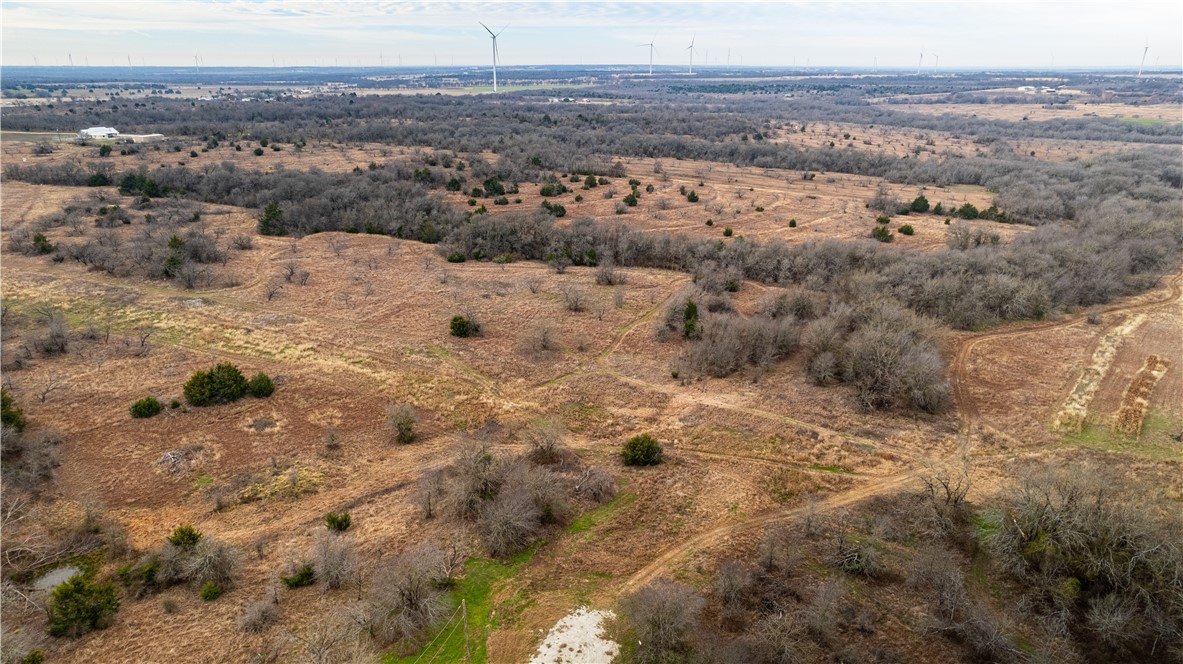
[8,151,1177,332]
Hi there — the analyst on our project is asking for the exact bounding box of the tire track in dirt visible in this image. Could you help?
[618,473,913,594]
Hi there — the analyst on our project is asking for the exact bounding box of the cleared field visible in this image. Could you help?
[767,119,1155,161]
[880,101,1183,123]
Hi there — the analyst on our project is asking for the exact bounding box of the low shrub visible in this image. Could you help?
[899,224,915,236]
[130,396,162,419]
[871,225,893,243]
[450,315,475,338]
[2,388,27,432]
[386,404,416,444]
[280,563,315,589]
[324,511,352,532]
[247,372,274,398]
[239,598,278,633]
[200,581,222,601]
[47,575,120,637]
[32,233,55,254]
[167,524,202,550]
[621,433,663,466]
[183,363,248,406]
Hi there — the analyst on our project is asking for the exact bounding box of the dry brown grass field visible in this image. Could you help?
[2,88,1181,664]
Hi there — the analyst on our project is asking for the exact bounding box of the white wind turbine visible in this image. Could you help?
[1137,41,1150,77]
[479,22,506,92]
[916,46,924,75]
[687,34,696,74]
[931,53,939,70]
[640,37,656,75]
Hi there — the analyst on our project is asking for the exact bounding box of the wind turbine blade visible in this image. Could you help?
[496,24,507,37]
[479,21,495,37]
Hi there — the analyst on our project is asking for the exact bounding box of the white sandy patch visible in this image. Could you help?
[529,607,620,664]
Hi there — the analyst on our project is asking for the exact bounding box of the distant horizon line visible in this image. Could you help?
[3,64,1180,73]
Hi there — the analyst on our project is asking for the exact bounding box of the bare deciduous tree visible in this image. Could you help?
[523,418,566,465]
[524,321,557,355]
[574,466,616,503]
[291,610,357,664]
[714,559,752,626]
[416,470,445,520]
[313,531,358,591]
[37,371,65,403]
[621,579,705,663]
[364,544,447,645]
[803,579,845,645]
[918,455,973,507]
[327,237,348,258]
[477,489,541,557]
[560,283,586,312]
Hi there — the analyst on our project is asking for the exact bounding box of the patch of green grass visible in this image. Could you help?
[809,464,853,474]
[970,512,1000,542]
[389,549,536,664]
[192,474,214,489]
[567,491,637,535]
[1061,411,1183,461]
[426,344,452,358]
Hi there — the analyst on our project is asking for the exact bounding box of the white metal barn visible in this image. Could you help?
[78,127,119,139]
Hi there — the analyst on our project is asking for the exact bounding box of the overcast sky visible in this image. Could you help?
[4,1,1181,70]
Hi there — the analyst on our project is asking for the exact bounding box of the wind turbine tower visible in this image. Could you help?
[687,34,696,74]
[640,38,656,75]
[932,53,939,70]
[479,22,506,92]
[1137,41,1150,77]
[916,47,924,75]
